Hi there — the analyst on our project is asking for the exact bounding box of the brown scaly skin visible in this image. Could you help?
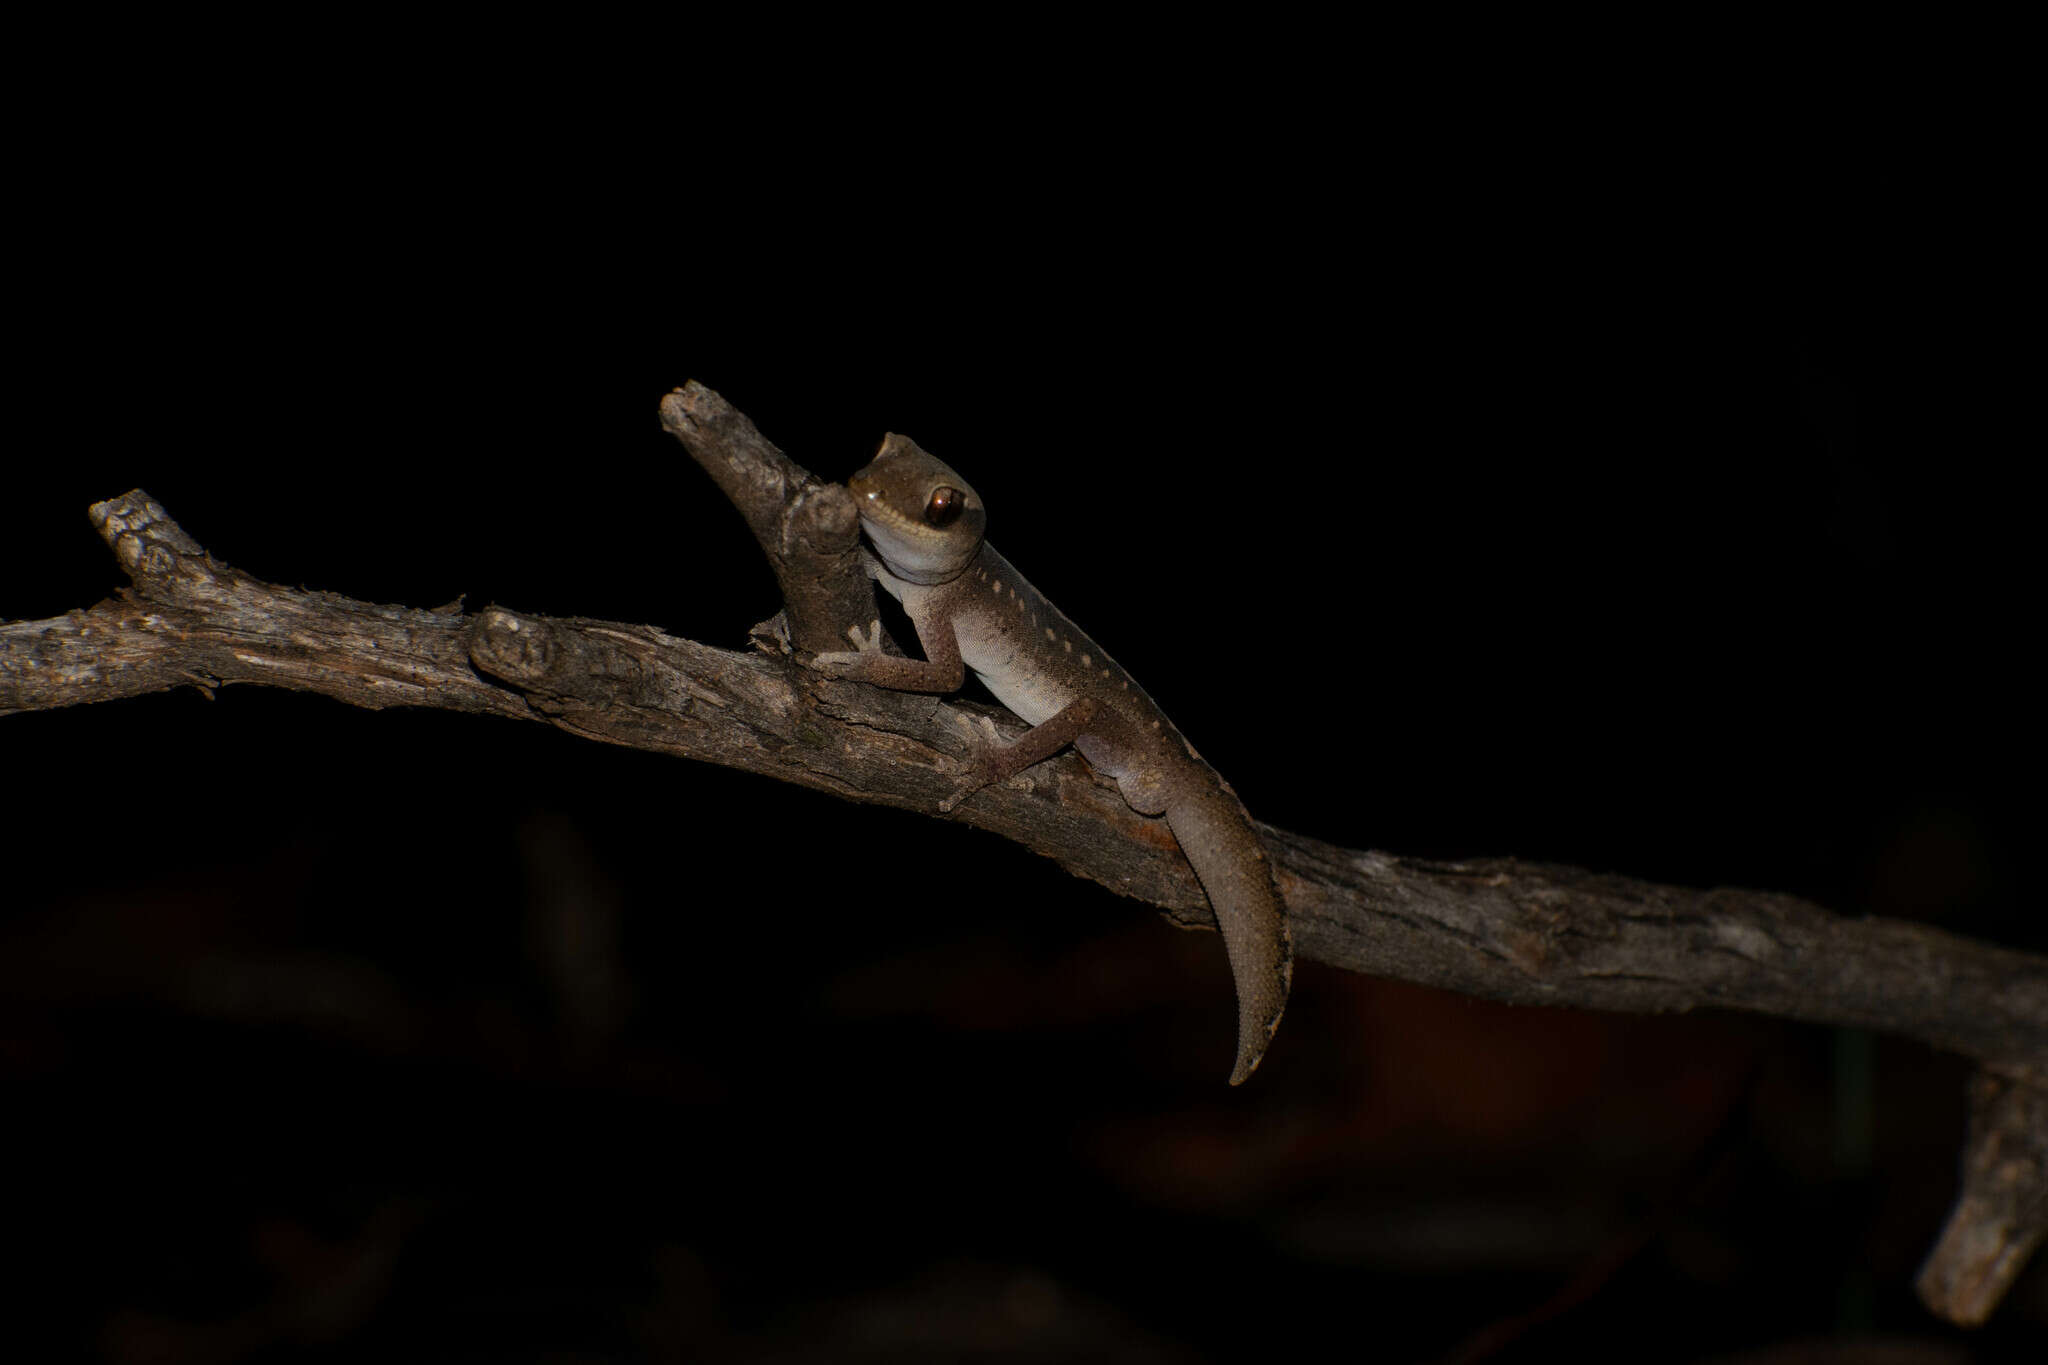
[813,435,1293,1084]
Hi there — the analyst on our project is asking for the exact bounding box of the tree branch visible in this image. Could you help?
[4,382,2043,1323]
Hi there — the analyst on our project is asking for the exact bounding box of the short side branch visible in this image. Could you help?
[1918,1069,2048,1326]
[657,381,878,655]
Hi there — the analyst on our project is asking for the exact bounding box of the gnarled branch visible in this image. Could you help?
[3,381,2043,1323]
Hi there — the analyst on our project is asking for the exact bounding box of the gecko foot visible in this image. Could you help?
[937,715,1005,813]
[810,620,885,678]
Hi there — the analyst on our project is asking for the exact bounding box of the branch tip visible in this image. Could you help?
[1916,1071,2048,1326]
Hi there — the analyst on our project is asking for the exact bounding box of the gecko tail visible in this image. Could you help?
[1164,779,1294,1085]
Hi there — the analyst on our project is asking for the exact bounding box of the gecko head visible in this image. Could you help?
[846,433,987,584]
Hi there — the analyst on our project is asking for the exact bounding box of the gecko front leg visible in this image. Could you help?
[815,611,1101,812]
[811,611,964,694]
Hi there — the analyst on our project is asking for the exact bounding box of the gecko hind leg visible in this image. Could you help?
[937,715,1006,813]
[937,698,1101,813]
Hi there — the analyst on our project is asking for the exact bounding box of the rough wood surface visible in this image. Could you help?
[4,381,2043,1323]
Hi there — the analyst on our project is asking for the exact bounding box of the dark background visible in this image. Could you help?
[2,55,2036,1365]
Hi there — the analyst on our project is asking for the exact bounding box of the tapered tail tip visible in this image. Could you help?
[1226,992,1288,1086]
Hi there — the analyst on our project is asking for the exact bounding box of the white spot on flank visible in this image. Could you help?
[1044,628,1055,641]
[1062,640,1071,653]
[1080,654,1091,667]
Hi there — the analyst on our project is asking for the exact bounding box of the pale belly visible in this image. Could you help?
[972,661,1073,728]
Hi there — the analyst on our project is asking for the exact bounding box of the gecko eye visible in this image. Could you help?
[924,486,965,528]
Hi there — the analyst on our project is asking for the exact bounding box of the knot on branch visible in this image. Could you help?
[470,608,558,686]
[468,609,678,719]
[785,480,860,557]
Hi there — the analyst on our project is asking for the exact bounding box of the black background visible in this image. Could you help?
[2,51,2036,1365]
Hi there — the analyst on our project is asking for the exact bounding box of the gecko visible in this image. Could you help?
[812,434,1293,1084]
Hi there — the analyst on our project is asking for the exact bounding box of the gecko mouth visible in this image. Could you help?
[846,478,900,528]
